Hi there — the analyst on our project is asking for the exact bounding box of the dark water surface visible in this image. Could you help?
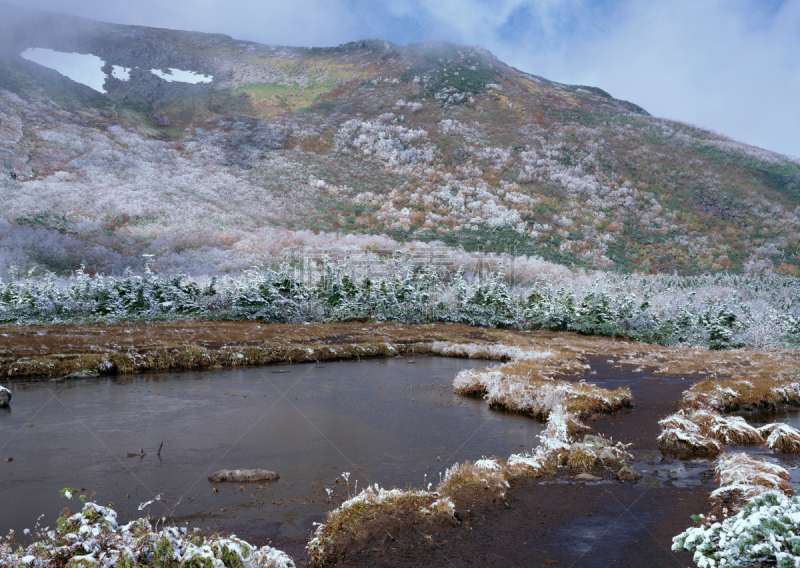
[0,356,543,544]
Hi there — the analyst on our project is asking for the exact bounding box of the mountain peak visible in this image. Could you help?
[0,3,797,277]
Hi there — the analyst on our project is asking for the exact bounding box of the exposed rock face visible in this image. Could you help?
[617,466,642,482]
[0,386,11,407]
[208,469,279,482]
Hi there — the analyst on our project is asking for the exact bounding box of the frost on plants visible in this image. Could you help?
[658,409,765,458]
[674,490,800,568]
[436,458,510,494]
[0,491,295,568]
[306,484,450,568]
[657,411,724,458]
[712,453,792,501]
[760,423,800,453]
[450,342,630,421]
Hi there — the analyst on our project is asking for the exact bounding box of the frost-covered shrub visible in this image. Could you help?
[674,490,800,568]
[0,490,295,568]
[0,254,799,350]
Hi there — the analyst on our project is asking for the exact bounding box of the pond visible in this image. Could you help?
[0,356,543,544]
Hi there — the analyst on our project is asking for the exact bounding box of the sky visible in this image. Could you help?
[8,0,800,159]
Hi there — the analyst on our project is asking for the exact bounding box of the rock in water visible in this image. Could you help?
[575,473,602,482]
[617,466,642,481]
[598,449,618,463]
[583,435,613,451]
[62,370,100,380]
[0,386,11,407]
[208,469,279,482]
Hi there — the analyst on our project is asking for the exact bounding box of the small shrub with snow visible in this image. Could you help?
[674,490,800,568]
[0,489,295,568]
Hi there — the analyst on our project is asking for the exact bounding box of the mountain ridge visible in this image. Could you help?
[0,2,798,277]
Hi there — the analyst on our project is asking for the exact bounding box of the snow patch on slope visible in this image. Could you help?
[20,48,107,93]
[151,68,213,84]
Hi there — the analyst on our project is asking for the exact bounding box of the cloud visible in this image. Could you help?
[7,0,800,158]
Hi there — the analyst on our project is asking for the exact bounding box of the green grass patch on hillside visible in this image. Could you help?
[401,62,498,97]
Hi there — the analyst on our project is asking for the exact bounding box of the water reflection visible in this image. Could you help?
[1,356,543,542]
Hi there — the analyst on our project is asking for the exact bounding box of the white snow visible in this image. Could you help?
[111,65,131,81]
[151,68,213,84]
[20,48,108,93]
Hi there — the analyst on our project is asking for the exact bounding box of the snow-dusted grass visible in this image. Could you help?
[658,410,724,457]
[0,490,295,568]
[695,412,764,445]
[429,341,551,362]
[674,490,800,568]
[760,423,800,453]
[657,410,766,457]
[453,362,630,420]
[712,453,792,501]
[678,362,800,414]
[435,338,629,422]
[306,483,450,568]
[436,457,511,494]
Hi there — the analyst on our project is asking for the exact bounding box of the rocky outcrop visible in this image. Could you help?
[0,385,11,407]
[208,469,279,482]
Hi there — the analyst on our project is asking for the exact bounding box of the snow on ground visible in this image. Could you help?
[111,65,131,81]
[20,48,107,93]
[151,68,213,83]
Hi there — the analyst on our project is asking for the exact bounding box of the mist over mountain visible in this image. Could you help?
[1,2,798,277]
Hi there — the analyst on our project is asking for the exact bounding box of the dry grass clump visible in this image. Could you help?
[657,411,724,457]
[619,347,800,414]
[429,341,551,362]
[480,372,631,420]
[712,453,793,502]
[436,458,511,494]
[657,409,766,458]
[690,410,764,445]
[565,443,598,470]
[306,484,453,568]
[760,423,800,453]
[453,357,630,421]
[658,408,800,458]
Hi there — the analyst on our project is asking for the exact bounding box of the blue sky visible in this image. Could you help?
[9,0,800,159]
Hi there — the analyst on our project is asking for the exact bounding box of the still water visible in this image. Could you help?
[0,356,542,543]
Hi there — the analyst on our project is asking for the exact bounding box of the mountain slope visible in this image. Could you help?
[0,2,798,276]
